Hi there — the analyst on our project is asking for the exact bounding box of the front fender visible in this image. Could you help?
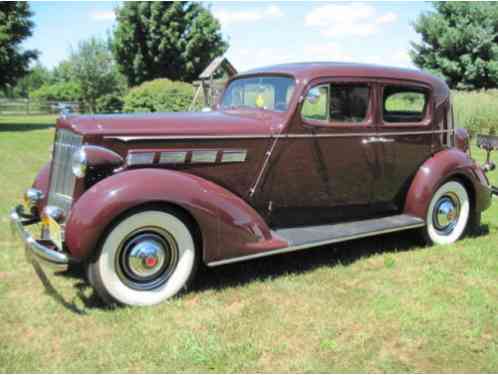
[32,161,51,212]
[404,148,491,220]
[64,169,287,262]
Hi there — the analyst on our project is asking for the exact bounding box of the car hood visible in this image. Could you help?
[57,110,285,137]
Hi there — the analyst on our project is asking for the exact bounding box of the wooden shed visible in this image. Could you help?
[190,56,238,110]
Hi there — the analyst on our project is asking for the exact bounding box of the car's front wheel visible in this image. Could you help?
[423,180,470,245]
[87,209,197,306]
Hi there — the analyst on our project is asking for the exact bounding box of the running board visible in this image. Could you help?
[207,214,425,267]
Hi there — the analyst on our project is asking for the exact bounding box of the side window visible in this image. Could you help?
[383,86,428,123]
[301,83,370,123]
[301,85,329,121]
[329,84,370,123]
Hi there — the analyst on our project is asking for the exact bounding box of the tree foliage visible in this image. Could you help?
[0,2,38,91]
[30,81,81,102]
[12,63,51,98]
[69,37,126,112]
[113,2,228,86]
[122,79,193,113]
[410,2,498,89]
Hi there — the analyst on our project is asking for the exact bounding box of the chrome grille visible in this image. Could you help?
[47,129,83,214]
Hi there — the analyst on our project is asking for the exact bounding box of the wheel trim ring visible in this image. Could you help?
[115,226,179,291]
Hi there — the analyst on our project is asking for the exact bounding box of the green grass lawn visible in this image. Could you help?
[1,115,498,372]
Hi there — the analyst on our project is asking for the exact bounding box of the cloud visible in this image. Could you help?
[90,10,115,22]
[214,5,283,27]
[305,3,398,38]
[376,12,398,25]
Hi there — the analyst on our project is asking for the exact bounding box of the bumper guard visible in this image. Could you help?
[10,204,77,267]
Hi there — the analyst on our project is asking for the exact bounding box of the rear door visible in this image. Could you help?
[375,81,433,210]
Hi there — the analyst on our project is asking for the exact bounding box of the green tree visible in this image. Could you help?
[69,37,125,112]
[0,2,38,91]
[113,2,228,86]
[12,63,52,98]
[52,60,74,84]
[410,2,498,89]
[30,81,81,102]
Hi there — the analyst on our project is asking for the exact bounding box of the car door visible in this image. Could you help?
[374,81,433,211]
[259,78,382,228]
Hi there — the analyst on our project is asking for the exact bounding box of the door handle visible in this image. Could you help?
[362,136,378,145]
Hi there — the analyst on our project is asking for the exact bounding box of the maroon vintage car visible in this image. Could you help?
[11,62,493,306]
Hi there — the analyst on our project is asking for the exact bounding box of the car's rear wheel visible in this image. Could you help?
[87,209,197,306]
[423,180,470,245]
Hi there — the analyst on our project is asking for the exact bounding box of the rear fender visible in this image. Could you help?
[404,148,491,220]
[64,169,287,263]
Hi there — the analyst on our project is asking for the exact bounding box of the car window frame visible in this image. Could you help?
[300,77,376,129]
[379,80,433,128]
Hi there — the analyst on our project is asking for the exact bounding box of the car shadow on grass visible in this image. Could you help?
[49,226,490,312]
[0,123,54,132]
[191,229,423,293]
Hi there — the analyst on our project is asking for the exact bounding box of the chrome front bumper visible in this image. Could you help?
[10,205,76,267]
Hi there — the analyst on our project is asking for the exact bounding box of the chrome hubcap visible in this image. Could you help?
[128,238,166,278]
[116,228,178,291]
[433,193,460,235]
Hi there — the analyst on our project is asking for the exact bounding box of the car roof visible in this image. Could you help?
[241,62,449,98]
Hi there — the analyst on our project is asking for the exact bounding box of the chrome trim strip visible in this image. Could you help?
[106,135,272,142]
[107,130,452,142]
[221,150,247,163]
[191,150,218,163]
[281,130,451,138]
[159,151,187,164]
[207,222,425,267]
[127,152,155,166]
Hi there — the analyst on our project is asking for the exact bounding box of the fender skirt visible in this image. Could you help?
[404,148,492,220]
[64,169,287,263]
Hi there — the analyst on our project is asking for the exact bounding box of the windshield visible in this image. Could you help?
[221,76,296,112]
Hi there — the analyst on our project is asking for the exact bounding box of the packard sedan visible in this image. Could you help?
[11,62,493,306]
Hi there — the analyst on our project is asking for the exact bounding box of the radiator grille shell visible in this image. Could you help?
[47,129,83,215]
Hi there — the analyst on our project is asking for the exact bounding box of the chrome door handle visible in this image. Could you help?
[362,136,378,145]
[378,137,395,143]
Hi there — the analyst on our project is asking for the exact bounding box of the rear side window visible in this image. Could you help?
[383,86,428,123]
[302,83,370,124]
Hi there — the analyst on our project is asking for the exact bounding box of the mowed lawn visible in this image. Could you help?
[1,115,498,372]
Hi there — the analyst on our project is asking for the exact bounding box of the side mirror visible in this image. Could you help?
[305,87,321,104]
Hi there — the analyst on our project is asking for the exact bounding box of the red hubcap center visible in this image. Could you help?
[145,256,158,268]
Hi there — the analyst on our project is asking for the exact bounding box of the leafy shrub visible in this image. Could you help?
[96,94,124,113]
[123,79,193,113]
[30,81,81,102]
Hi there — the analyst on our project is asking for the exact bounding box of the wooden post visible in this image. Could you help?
[202,81,209,108]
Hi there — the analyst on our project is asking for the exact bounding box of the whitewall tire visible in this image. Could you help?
[424,180,470,245]
[88,209,197,306]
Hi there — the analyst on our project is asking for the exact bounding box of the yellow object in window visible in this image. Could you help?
[256,94,265,108]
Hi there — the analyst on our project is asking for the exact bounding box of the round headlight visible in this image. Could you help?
[71,147,87,177]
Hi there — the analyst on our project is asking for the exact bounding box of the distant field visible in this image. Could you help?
[453,90,498,135]
[1,114,498,372]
